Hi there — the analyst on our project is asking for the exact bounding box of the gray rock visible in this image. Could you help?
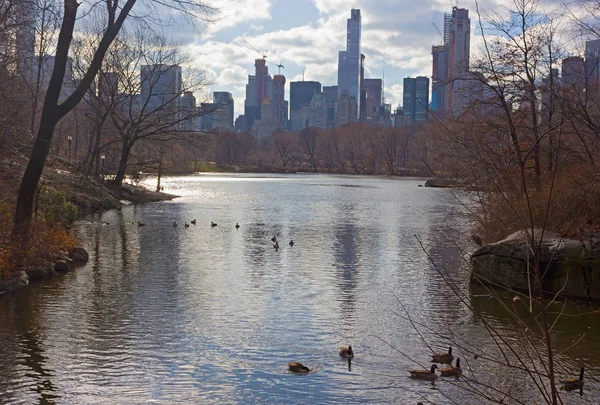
[0,270,29,292]
[471,230,600,300]
[69,247,89,265]
[54,261,70,273]
[25,263,55,281]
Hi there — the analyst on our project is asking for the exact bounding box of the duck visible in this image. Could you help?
[288,362,310,373]
[184,222,189,228]
[235,223,240,229]
[137,221,146,227]
[190,219,197,225]
[273,241,279,250]
[431,346,453,364]
[562,367,584,391]
[211,221,217,227]
[409,364,438,380]
[289,240,294,247]
[339,345,354,359]
[173,222,178,228]
[440,358,462,377]
[271,236,277,242]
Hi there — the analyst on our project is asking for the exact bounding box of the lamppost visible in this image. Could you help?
[100,154,106,194]
[67,135,72,163]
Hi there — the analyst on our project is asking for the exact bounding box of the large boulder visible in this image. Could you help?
[25,263,56,281]
[69,247,89,265]
[0,270,29,293]
[54,260,70,273]
[471,230,600,301]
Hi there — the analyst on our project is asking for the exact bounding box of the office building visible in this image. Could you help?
[337,9,361,119]
[213,91,234,130]
[307,93,329,129]
[431,45,448,114]
[335,90,358,127]
[290,81,321,130]
[585,39,600,87]
[272,75,286,126]
[362,78,382,120]
[15,0,35,82]
[180,91,196,131]
[447,7,471,115]
[562,56,586,90]
[140,64,183,118]
[403,77,430,125]
[323,85,338,126]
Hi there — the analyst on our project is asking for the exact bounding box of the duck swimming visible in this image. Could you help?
[562,367,584,391]
[440,358,461,377]
[288,362,310,373]
[431,346,453,364]
[409,364,438,380]
[235,223,240,229]
[339,345,354,359]
[289,240,294,247]
[211,221,217,227]
[190,219,196,225]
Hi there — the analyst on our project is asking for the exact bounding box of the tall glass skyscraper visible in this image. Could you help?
[403,77,430,125]
[337,9,361,119]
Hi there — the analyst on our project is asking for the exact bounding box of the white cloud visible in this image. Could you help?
[201,0,272,37]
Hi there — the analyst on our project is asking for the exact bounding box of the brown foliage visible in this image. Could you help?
[0,199,76,279]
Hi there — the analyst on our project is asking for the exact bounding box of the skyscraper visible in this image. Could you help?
[140,64,183,115]
[431,45,448,113]
[362,78,382,120]
[447,7,471,115]
[562,56,586,90]
[337,9,361,119]
[213,91,234,130]
[586,39,600,88]
[15,0,35,82]
[290,81,321,130]
[403,77,430,125]
[335,90,358,127]
[272,75,286,127]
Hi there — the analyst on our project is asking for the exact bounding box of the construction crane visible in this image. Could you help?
[431,21,443,45]
[270,61,284,74]
[242,39,267,60]
[242,39,285,74]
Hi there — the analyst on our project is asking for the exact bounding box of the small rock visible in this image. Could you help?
[69,247,89,265]
[54,261,70,273]
[25,264,55,281]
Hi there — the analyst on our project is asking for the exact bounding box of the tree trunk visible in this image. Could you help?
[12,1,80,245]
[114,140,132,187]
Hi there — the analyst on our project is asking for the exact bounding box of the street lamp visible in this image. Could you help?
[67,135,72,163]
[100,154,106,194]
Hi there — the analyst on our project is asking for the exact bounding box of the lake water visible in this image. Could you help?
[0,173,598,404]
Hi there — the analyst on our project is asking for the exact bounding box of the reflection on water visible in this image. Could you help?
[0,173,598,404]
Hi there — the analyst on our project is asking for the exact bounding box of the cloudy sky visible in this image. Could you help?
[163,0,573,119]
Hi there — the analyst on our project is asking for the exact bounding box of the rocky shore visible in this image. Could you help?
[0,156,177,294]
[471,230,600,301]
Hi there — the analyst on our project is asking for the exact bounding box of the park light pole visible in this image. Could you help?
[67,135,72,163]
[100,154,106,194]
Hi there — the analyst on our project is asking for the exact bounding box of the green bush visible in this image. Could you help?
[37,187,78,226]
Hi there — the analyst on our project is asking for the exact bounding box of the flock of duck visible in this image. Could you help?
[407,346,585,393]
[408,346,461,381]
[133,220,295,249]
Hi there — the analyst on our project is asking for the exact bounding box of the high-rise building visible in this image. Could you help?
[431,45,448,114]
[307,93,329,129]
[403,77,430,125]
[244,75,258,131]
[335,90,358,127]
[254,58,269,111]
[213,91,234,130]
[322,85,338,126]
[359,54,367,120]
[181,91,197,131]
[272,75,286,126]
[447,7,471,115]
[562,56,586,90]
[290,81,321,130]
[140,64,182,117]
[585,39,600,88]
[362,78,382,120]
[16,0,35,82]
[337,9,361,119]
